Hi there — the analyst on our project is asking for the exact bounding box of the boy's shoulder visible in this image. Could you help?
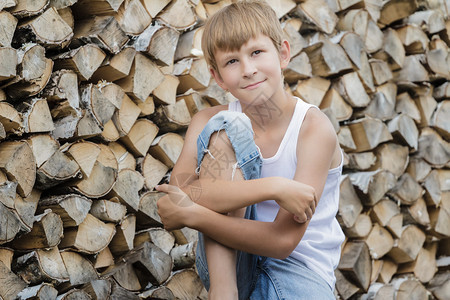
[187,104,228,134]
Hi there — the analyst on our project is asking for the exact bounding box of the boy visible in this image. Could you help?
[156,1,345,299]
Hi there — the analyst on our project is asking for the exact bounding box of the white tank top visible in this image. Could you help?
[228,98,345,289]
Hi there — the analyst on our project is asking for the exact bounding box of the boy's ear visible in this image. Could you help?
[279,39,291,70]
[210,67,227,90]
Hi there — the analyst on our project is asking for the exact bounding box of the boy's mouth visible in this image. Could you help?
[242,79,266,90]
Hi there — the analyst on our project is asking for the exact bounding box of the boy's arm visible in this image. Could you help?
[158,108,339,258]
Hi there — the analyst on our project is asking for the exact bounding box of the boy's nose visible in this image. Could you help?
[241,59,257,78]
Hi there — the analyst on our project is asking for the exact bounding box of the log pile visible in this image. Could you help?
[0,0,449,299]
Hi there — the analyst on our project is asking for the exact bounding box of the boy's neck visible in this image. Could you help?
[239,90,296,133]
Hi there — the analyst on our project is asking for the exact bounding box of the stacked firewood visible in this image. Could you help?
[0,0,448,299]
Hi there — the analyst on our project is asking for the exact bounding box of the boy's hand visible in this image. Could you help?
[274,178,317,223]
[156,184,196,231]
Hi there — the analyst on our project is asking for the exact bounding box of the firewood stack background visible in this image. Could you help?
[0,0,449,299]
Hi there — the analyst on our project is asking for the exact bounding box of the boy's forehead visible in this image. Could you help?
[215,34,272,54]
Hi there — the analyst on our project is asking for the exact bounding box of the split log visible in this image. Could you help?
[28,134,59,169]
[151,99,191,133]
[67,141,101,177]
[111,262,141,291]
[15,188,41,232]
[134,23,180,66]
[0,202,21,244]
[142,0,171,18]
[92,247,114,269]
[111,94,141,137]
[14,246,69,284]
[0,11,17,47]
[153,75,179,106]
[91,47,135,82]
[171,241,196,270]
[406,157,432,183]
[394,55,429,83]
[109,214,136,255]
[427,271,450,300]
[426,48,450,79]
[9,0,48,18]
[81,279,112,300]
[11,210,63,250]
[71,0,124,17]
[347,116,392,152]
[139,286,175,300]
[370,143,409,178]
[337,175,363,228]
[391,275,428,300]
[387,225,426,264]
[174,27,203,61]
[177,90,211,117]
[0,180,16,208]
[136,191,164,228]
[148,132,184,168]
[378,0,417,26]
[430,101,450,140]
[428,197,450,238]
[370,199,400,227]
[0,102,23,134]
[434,82,450,100]
[282,22,307,58]
[16,98,54,133]
[135,96,154,117]
[108,168,144,212]
[388,173,424,205]
[417,127,450,167]
[134,228,175,255]
[14,7,73,49]
[294,0,338,34]
[0,47,17,81]
[423,170,442,206]
[414,93,437,128]
[284,52,312,84]
[57,289,92,299]
[334,72,371,108]
[386,213,403,240]
[119,119,158,157]
[338,126,356,152]
[109,278,140,300]
[362,83,396,121]
[38,194,92,227]
[199,80,236,106]
[408,9,446,34]
[402,197,430,226]
[165,269,205,300]
[59,214,116,254]
[61,250,99,285]
[43,69,80,114]
[115,0,151,36]
[174,58,211,94]
[361,283,395,300]
[0,260,27,300]
[387,114,419,151]
[335,269,359,300]
[36,149,80,189]
[115,52,165,103]
[70,160,117,198]
[303,40,352,77]
[140,154,169,191]
[16,283,58,300]
[338,241,372,291]
[293,77,330,107]
[397,25,429,54]
[348,170,396,206]
[156,0,196,30]
[89,198,126,223]
[345,152,376,171]
[365,223,394,260]
[342,213,372,239]
[0,247,13,270]
[72,16,128,54]
[0,141,36,197]
[54,44,106,81]
[397,243,437,283]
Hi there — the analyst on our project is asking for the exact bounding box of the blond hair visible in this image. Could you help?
[201,0,284,71]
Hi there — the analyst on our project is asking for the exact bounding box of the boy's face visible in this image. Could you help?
[210,34,290,106]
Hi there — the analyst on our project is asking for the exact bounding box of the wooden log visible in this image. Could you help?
[35,149,80,189]
[362,83,396,121]
[361,282,395,300]
[428,196,450,238]
[72,16,128,54]
[174,27,203,61]
[365,223,394,260]
[28,135,58,171]
[92,247,114,269]
[81,279,112,300]
[391,275,428,300]
[114,0,151,36]
[109,278,140,299]
[172,227,198,245]
[427,271,450,300]
[139,286,175,300]
[394,55,429,83]
[375,27,405,70]
[67,141,101,177]
[43,69,80,111]
[141,0,171,18]
[423,170,442,206]
[177,90,211,117]
[408,10,446,34]
[342,213,372,239]
[72,0,124,17]
[414,91,438,128]
[119,119,158,157]
[91,47,135,82]
[282,22,307,59]
[16,98,54,133]
[89,198,126,223]
[116,52,165,103]
[148,132,184,168]
[402,197,430,227]
[349,170,396,206]
[9,0,47,18]
[406,156,433,186]
[346,152,376,171]
[14,246,69,284]
[338,241,372,291]
[0,102,23,135]
[387,113,419,151]
[437,169,450,191]
[199,80,236,106]
[303,40,353,77]
[11,210,63,250]
[0,11,17,47]
[338,125,356,152]
[140,154,168,191]
[0,260,28,300]
[369,143,409,178]
[294,0,338,34]
[0,47,17,81]
[387,225,426,264]
[388,173,424,205]
[430,101,450,140]
[156,0,196,30]
[378,0,417,25]
[171,241,196,270]
[293,77,330,107]
[418,127,450,167]
[397,24,429,55]
[16,283,58,300]
[397,243,437,283]
[152,74,179,106]
[14,188,41,232]
[38,194,92,228]
[334,72,371,108]
[54,44,106,81]
[337,175,363,228]
[0,202,21,244]
[111,262,141,291]
[0,141,36,197]
[370,198,400,227]
[335,269,359,300]
[165,269,205,300]
[434,82,450,100]
[283,52,312,84]
[174,58,211,94]
[151,99,191,133]
[347,116,392,152]
[109,214,136,256]
[59,214,116,254]
[134,228,175,255]
[426,48,450,79]
[80,83,118,127]
[14,7,73,49]
[61,250,99,286]
[136,191,163,228]
[71,159,117,198]
[135,23,180,67]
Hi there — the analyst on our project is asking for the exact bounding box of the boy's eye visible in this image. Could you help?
[226,59,237,65]
[253,50,262,55]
